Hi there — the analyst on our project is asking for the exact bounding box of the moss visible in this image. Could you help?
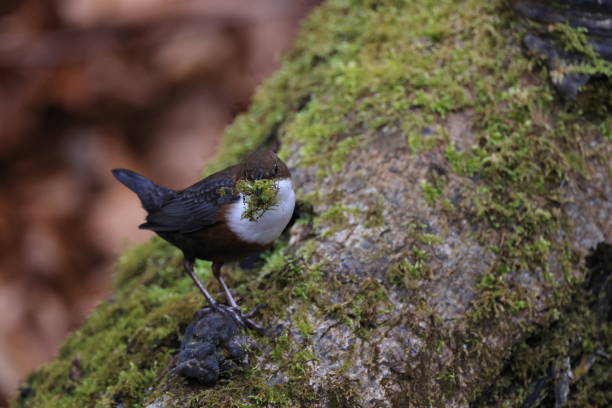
[549,23,612,77]
[326,376,363,408]
[322,277,391,334]
[16,290,199,407]
[112,237,180,292]
[263,0,604,336]
[313,203,360,237]
[362,196,385,228]
[469,273,530,322]
[293,308,316,338]
[471,243,612,407]
[240,241,325,320]
[387,221,443,288]
[602,117,612,141]
[388,251,431,290]
[158,360,318,408]
[347,278,391,332]
[234,179,280,221]
[420,179,444,206]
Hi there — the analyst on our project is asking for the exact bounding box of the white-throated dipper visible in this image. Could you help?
[112,150,295,332]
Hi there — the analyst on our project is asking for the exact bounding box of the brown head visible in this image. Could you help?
[242,150,291,181]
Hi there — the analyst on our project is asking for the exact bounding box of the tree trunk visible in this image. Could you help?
[14,0,611,407]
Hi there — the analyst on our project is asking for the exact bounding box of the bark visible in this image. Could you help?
[14,0,611,407]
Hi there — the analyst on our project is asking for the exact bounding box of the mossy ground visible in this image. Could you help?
[15,239,198,407]
[13,0,611,406]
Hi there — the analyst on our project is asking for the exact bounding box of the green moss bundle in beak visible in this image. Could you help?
[235,179,279,221]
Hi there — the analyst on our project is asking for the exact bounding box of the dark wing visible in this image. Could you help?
[140,166,240,233]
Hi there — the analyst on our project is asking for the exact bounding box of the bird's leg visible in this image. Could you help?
[184,258,247,324]
[184,258,218,306]
[212,262,239,310]
[211,262,268,334]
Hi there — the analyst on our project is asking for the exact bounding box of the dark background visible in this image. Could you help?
[0,0,321,404]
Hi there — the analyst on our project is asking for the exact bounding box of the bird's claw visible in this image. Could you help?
[242,303,267,318]
[202,303,271,336]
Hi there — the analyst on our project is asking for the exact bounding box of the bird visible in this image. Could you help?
[112,150,295,333]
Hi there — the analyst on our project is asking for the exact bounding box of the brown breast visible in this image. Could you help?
[179,204,268,263]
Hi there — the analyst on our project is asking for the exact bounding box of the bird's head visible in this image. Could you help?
[242,150,290,181]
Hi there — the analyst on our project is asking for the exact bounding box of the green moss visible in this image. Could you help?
[16,290,199,407]
[602,117,612,141]
[421,179,445,206]
[388,247,433,289]
[323,277,391,333]
[469,273,530,322]
[387,221,444,288]
[415,233,443,246]
[313,203,360,237]
[326,376,362,408]
[159,360,318,408]
[20,234,325,407]
[112,237,179,292]
[549,23,612,77]
[235,179,279,221]
[242,241,324,319]
[293,309,316,338]
[362,196,385,228]
[347,278,391,331]
[471,244,612,407]
[264,0,603,338]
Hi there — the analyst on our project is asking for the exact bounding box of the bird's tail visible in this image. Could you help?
[111,169,174,212]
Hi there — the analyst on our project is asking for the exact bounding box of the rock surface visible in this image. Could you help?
[173,308,249,383]
[511,0,612,98]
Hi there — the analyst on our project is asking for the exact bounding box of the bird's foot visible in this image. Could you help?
[201,303,271,336]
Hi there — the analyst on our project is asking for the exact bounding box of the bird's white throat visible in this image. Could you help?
[226,178,295,244]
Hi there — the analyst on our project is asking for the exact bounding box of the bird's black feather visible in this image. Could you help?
[112,169,174,212]
[139,165,241,233]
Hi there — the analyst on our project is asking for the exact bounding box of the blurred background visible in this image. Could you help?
[0,0,321,404]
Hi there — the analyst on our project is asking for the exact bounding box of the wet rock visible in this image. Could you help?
[172,308,250,383]
[511,0,612,99]
[523,34,590,100]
